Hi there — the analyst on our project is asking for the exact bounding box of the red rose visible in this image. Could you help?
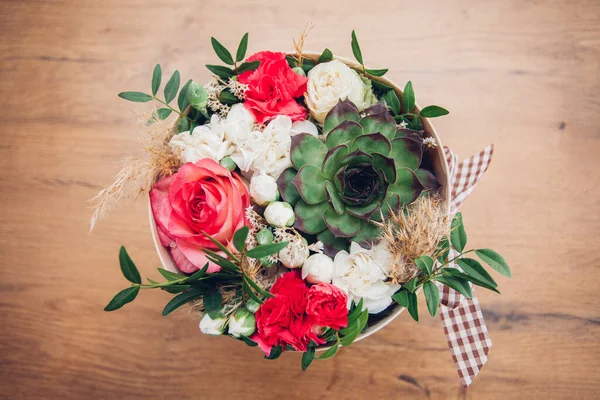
[306,283,349,331]
[150,159,249,273]
[251,271,325,355]
[238,51,308,124]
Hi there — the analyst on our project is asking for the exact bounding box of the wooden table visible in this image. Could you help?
[1,0,598,398]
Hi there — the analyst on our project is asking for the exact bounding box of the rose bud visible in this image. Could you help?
[245,299,261,313]
[279,236,309,269]
[228,309,256,338]
[250,174,280,206]
[256,228,274,245]
[264,201,295,227]
[301,253,334,284]
[186,81,209,117]
[199,312,227,336]
[219,156,237,172]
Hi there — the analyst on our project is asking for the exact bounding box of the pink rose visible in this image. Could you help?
[238,51,308,124]
[150,159,249,273]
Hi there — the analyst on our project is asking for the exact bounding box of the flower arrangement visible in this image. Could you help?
[94,29,511,375]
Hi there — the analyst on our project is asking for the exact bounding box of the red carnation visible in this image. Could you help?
[238,51,307,124]
[306,283,349,331]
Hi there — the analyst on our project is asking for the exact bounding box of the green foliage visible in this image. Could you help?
[163,70,180,104]
[475,249,511,277]
[318,48,333,63]
[162,288,204,316]
[450,212,467,252]
[233,226,249,252]
[151,64,161,96]
[236,33,249,62]
[366,68,388,77]
[402,81,415,114]
[211,37,234,65]
[351,30,363,65]
[420,105,449,118]
[206,65,235,80]
[245,242,289,259]
[423,281,439,316]
[301,345,316,371]
[118,92,152,102]
[236,60,260,74]
[104,286,140,311]
[382,90,400,114]
[119,246,141,284]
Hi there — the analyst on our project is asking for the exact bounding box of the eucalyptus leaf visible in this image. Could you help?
[162,288,204,316]
[211,37,234,65]
[151,64,162,96]
[236,33,249,62]
[420,105,449,118]
[118,92,153,102]
[475,249,511,277]
[163,70,180,104]
[351,30,363,65]
[382,90,401,115]
[423,281,439,316]
[245,241,289,259]
[206,65,235,80]
[402,81,415,113]
[119,246,141,284]
[318,48,333,63]
[450,212,467,253]
[104,286,140,311]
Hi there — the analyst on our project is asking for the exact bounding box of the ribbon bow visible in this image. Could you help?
[438,144,494,387]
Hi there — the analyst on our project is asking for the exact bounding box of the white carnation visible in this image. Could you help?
[249,174,279,206]
[305,59,378,123]
[332,242,400,314]
[169,115,235,164]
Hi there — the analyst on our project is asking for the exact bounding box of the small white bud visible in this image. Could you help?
[264,201,295,227]
[228,309,256,338]
[279,237,309,269]
[199,312,227,336]
[301,253,335,284]
[250,174,280,207]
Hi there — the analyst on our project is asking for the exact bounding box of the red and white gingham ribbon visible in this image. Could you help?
[439,144,494,387]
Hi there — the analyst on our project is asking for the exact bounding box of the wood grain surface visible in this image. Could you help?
[0,0,599,399]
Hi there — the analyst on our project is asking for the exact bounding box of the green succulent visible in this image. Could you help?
[277,100,439,254]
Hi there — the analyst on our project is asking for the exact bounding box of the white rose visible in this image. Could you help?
[331,242,400,314]
[249,174,279,206]
[302,253,334,284]
[264,201,295,228]
[199,312,227,335]
[228,309,256,338]
[169,115,235,163]
[305,59,378,123]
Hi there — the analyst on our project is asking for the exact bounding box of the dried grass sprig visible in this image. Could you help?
[293,22,314,66]
[376,195,450,284]
[88,110,181,232]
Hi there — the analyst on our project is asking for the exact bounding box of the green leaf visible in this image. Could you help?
[347,298,364,326]
[372,80,393,91]
[178,79,192,111]
[203,290,223,317]
[206,64,235,80]
[318,48,333,63]
[156,108,172,120]
[241,335,258,347]
[162,289,204,316]
[245,241,289,259]
[366,68,388,77]
[402,81,415,113]
[233,226,249,252]
[203,249,239,273]
[236,33,249,62]
[158,268,181,281]
[211,37,234,65]
[301,59,316,73]
[200,230,238,260]
[351,30,363,65]
[407,291,419,321]
[404,277,419,293]
[151,64,162,96]
[286,55,298,68]
[475,249,511,277]
[423,281,439,317]
[456,258,498,287]
[444,268,500,294]
[184,263,209,282]
[265,345,283,360]
[340,309,368,346]
[437,236,450,263]
[162,285,191,294]
[435,274,472,299]
[244,274,274,299]
[318,342,340,360]
[392,290,409,308]
[243,280,264,304]
[236,60,260,74]
[163,70,180,104]
[382,90,401,115]
[118,92,153,102]
[301,346,316,371]
[450,213,467,253]
[420,105,449,118]
[415,255,434,276]
[218,89,239,105]
[104,286,140,311]
[119,246,141,284]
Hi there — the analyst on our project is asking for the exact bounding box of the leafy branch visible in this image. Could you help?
[392,212,511,320]
[206,33,261,81]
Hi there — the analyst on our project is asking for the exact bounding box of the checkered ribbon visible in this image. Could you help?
[439,144,494,387]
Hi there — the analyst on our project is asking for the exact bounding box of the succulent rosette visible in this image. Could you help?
[278,100,439,254]
[100,30,510,378]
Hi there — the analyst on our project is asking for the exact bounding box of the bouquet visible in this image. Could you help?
[92,29,511,379]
